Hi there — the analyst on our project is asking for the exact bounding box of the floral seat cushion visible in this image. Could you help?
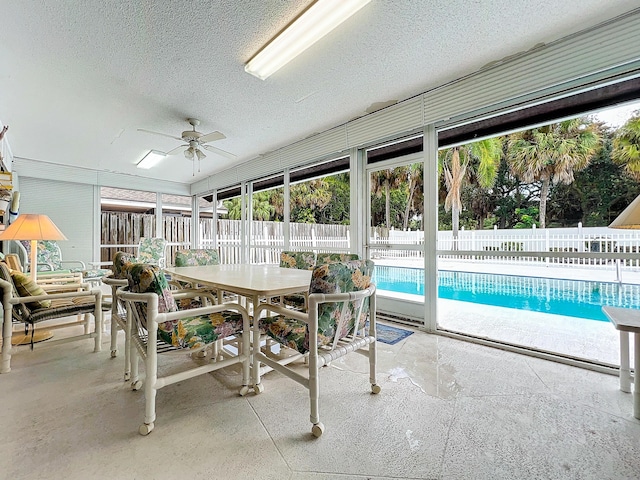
[259,259,374,353]
[126,262,243,350]
[157,310,245,350]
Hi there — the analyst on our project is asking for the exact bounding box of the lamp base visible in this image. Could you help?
[11,330,54,345]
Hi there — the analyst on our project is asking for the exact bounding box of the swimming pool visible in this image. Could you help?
[373,265,640,322]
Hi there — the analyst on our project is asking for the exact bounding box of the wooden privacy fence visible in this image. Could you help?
[100,212,191,264]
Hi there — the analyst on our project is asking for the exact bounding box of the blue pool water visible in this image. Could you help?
[373,265,640,322]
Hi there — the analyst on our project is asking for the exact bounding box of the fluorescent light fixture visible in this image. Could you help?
[137,150,166,169]
[245,0,371,80]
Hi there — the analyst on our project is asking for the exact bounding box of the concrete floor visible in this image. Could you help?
[1,317,639,479]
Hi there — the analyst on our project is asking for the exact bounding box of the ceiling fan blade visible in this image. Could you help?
[199,131,226,143]
[202,144,237,159]
[137,128,183,141]
[166,144,188,155]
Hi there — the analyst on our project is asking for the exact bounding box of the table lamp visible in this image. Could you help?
[0,213,67,281]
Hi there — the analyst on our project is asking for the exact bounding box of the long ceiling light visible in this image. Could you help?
[245,0,371,80]
[137,150,166,169]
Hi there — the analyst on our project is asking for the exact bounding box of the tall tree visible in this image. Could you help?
[507,117,600,228]
[440,138,502,242]
[611,112,640,180]
[371,168,407,229]
[402,162,423,230]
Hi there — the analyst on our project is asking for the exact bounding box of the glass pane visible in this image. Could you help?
[435,102,640,365]
[161,193,192,265]
[251,178,284,264]
[100,187,157,262]
[368,163,424,245]
[289,168,351,256]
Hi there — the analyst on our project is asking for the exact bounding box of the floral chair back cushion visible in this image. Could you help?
[315,253,360,265]
[21,240,63,271]
[126,263,177,329]
[124,262,243,350]
[311,259,374,347]
[137,237,167,266]
[280,251,317,270]
[174,249,220,267]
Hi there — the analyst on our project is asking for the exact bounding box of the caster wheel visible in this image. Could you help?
[239,385,250,397]
[311,422,324,438]
[253,383,264,394]
[371,384,381,394]
[139,423,154,436]
[124,372,131,381]
[110,350,117,358]
[131,380,143,391]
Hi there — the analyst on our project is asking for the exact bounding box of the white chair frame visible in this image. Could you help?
[119,287,251,435]
[252,285,378,437]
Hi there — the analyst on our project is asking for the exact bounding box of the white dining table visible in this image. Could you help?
[164,264,312,311]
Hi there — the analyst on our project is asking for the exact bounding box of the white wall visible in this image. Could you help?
[17,177,96,265]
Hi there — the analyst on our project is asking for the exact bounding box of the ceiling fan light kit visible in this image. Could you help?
[244,0,371,80]
[137,150,166,169]
[137,118,236,174]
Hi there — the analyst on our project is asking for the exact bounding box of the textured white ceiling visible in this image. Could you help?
[0,0,638,185]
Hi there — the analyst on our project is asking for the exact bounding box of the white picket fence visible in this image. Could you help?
[204,220,640,272]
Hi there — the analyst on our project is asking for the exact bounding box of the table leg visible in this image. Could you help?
[620,330,631,393]
[634,333,640,420]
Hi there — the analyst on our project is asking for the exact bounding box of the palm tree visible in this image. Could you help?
[371,168,407,229]
[440,137,502,244]
[402,162,423,230]
[611,112,640,180]
[290,179,332,223]
[252,191,275,221]
[507,117,601,228]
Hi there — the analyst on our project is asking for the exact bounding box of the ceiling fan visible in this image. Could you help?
[138,118,236,172]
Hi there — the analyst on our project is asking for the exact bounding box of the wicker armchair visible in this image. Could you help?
[253,259,378,437]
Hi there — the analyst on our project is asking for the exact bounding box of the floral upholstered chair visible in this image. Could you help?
[277,251,317,310]
[118,262,250,435]
[252,259,378,437]
[0,261,103,374]
[18,240,111,285]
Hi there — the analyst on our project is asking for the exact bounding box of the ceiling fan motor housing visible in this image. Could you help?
[183,131,202,142]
